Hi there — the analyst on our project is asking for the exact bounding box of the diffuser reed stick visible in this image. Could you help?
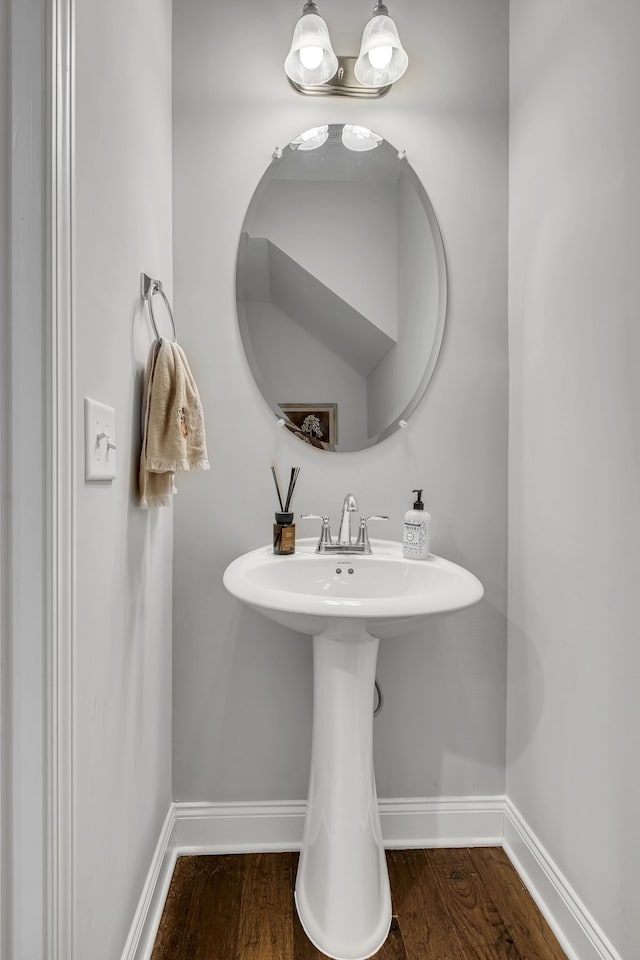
[271,464,284,512]
[284,466,300,512]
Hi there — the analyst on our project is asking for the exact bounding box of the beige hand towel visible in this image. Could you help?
[139,338,210,507]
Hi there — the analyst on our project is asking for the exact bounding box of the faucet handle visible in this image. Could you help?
[300,514,333,551]
[355,515,389,553]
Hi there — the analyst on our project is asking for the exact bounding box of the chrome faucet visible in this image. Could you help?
[302,494,388,554]
[337,493,359,547]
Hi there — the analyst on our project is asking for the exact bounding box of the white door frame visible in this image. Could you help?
[47,2,75,957]
[0,0,10,952]
[2,0,75,958]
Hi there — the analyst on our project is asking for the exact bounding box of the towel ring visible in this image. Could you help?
[141,272,177,342]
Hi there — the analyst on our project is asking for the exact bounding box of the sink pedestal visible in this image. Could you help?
[295,623,391,960]
[223,541,485,959]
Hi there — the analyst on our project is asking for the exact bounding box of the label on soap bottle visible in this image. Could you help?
[403,519,428,558]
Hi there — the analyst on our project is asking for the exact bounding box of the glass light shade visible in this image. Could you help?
[284,12,338,86]
[354,14,408,87]
[341,124,382,152]
[291,125,330,151]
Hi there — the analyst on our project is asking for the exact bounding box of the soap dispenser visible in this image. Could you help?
[403,489,430,560]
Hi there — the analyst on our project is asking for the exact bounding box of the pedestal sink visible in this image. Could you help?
[223,539,483,960]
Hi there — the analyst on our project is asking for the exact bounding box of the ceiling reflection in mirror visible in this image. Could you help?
[236,124,447,453]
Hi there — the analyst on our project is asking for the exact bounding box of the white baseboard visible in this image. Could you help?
[124,796,623,960]
[173,800,305,853]
[120,805,177,960]
[173,795,505,854]
[503,799,623,960]
[379,795,504,849]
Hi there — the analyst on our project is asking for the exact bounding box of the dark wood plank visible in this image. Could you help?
[236,852,294,960]
[387,848,466,960]
[426,848,526,960]
[470,848,567,960]
[371,918,408,960]
[150,849,569,960]
[150,854,245,960]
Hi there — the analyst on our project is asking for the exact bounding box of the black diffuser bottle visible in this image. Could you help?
[271,465,300,555]
[273,511,295,555]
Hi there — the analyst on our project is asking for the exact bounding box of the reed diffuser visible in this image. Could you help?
[271,465,300,555]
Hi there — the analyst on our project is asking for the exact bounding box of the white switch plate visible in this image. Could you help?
[84,398,117,481]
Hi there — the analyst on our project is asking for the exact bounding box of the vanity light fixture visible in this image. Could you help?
[284,0,408,98]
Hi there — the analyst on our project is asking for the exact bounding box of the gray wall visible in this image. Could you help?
[74,1,173,958]
[508,2,640,957]
[172,0,509,803]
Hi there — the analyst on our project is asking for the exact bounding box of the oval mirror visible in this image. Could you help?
[236,124,447,453]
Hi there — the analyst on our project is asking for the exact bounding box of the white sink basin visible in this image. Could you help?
[223,538,484,638]
[223,538,483,960]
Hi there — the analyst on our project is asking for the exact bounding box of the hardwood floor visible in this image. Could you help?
[150,849,568,960]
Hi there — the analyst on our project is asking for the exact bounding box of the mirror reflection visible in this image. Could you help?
[236,124,447,452]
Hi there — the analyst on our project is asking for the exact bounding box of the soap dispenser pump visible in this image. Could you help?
[403,489,430,560]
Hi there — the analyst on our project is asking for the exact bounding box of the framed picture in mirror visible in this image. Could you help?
[279,403,337,451]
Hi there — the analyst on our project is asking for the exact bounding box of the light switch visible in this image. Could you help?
[85,398,117,481]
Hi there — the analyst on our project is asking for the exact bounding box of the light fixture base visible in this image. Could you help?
[287,54,390,98]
